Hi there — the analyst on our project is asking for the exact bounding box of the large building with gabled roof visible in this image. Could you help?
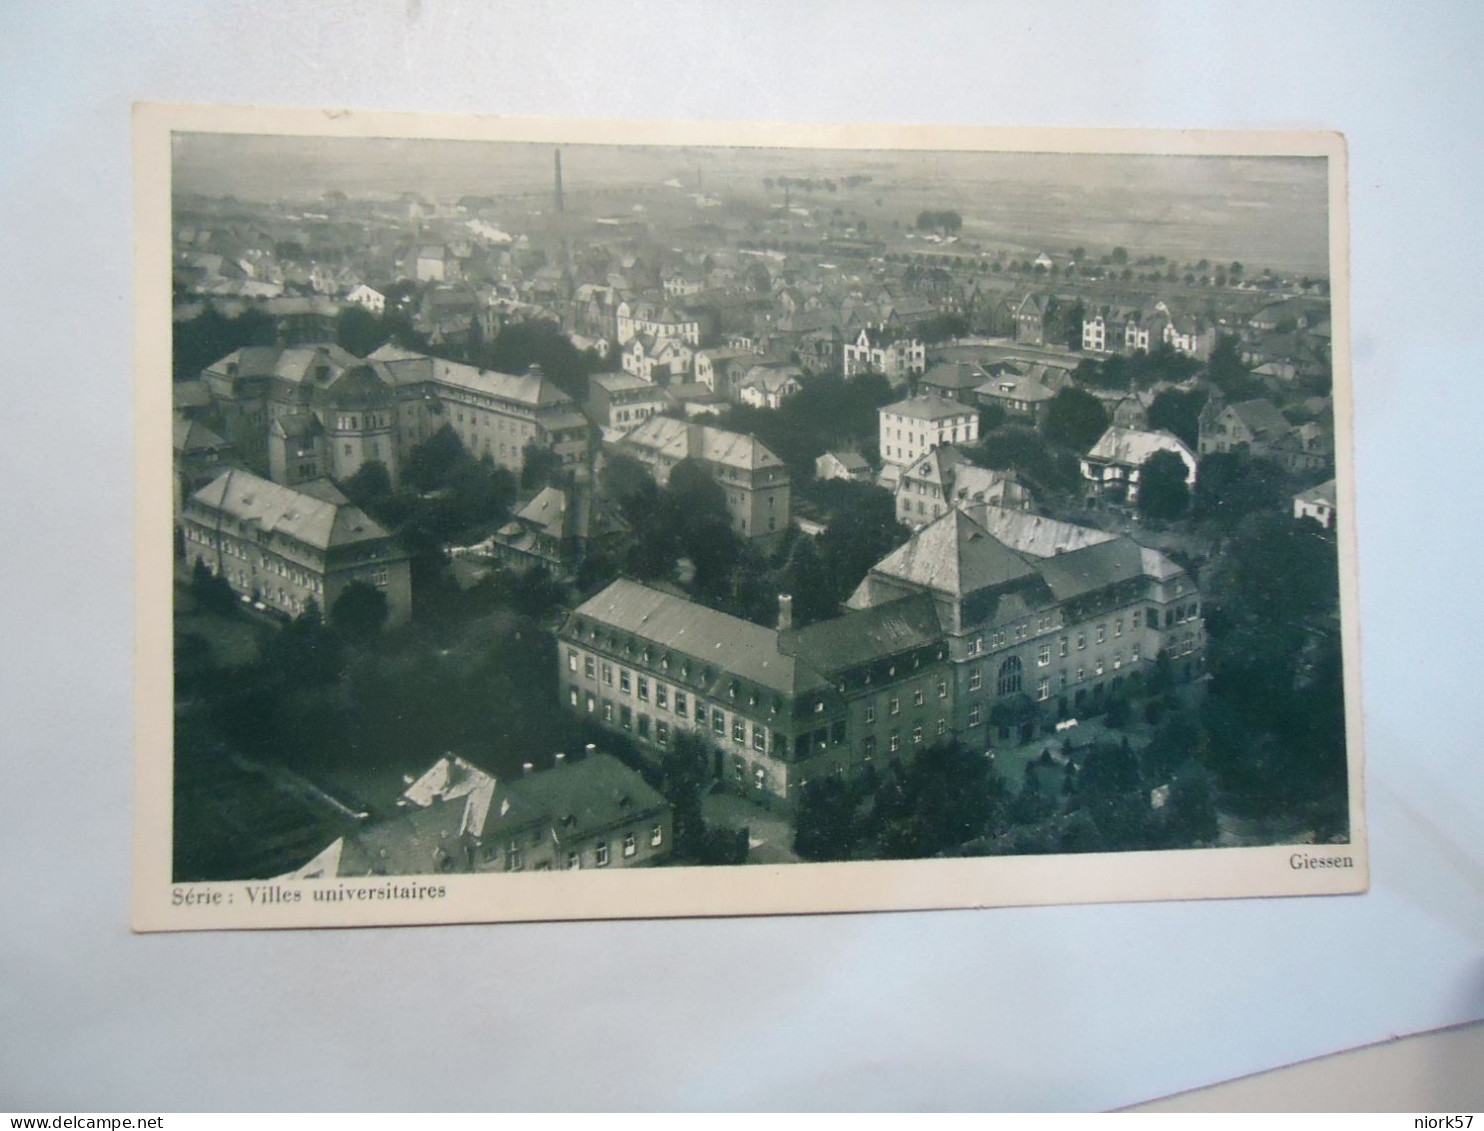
[847,508,1202,742]
[181,469,412,625]
[367,343,592,476]
[559,579,952,804]
[558,508,1203,806]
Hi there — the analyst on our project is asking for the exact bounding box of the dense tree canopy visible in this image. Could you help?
[467,319,611,403]
[813,482,912,603]
[871,740,1010,859]
[971,427,1082,496]
[1193,449,1288,531]
[330,581,389,644]
[173,306,276,380]
[1137,449,1192,520]
[712,372,896,482]
[1041,387,1110,452]
[1146,387,1208,450]
[915,210,963,234]
[1206,333,1262,401]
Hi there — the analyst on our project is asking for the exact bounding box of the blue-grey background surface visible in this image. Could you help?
[3,0,1482,1111]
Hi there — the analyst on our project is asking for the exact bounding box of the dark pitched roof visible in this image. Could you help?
[787,593,944,673]
[476,753,668,842]
[1034,537,1152,602]
[1227,398,1292,439]
[868,509,1038,598]
[921,361,985,391]
[190,469,389,552]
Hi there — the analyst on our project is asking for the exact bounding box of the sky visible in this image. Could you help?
[173,133,1331,275]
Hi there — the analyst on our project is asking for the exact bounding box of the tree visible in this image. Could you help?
[1060,299,1086,350]
[1041,387,1110,452]
[658,730,715,860]
[342,459,393,517]
[814,483,912,601]
[1137,450,1191,520]
[1078,739,1141,797]
[335,306,387,356]
[402,425,469,492]
[779,536,835,627]
[793,778,857,861]
[262,600,341,687]
[189,557,238,615]
[871,740,1009,859]
[1146,388,1208,451]
[1206,333,1261,401]
[1111,246,1129,266]
[1217,512,1338,627]
[915,210,963,235]
[172,305,276,380]
[1193,449,1287,531]
[330,581,389,644]
[520,441,565,492]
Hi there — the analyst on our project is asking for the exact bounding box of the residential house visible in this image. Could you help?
[1163,306,1216,359]
[841,327,926,382]
[975,370,1057,424]
[414,245,450,284]
[614,300,701,347]
[920,361,986,403]
[345,283,386,316]
[694,347,755,399]
[1293,479,1337,530]
[664,382,725,419]
[1197,397,1293,458]
[893,445,1029,529]
[1081,427,1198,503]
[491,485,626,580]
[1014,294,1048,345]
[621,332,694,384]
[814,450,872,483]
[737,365,804,410]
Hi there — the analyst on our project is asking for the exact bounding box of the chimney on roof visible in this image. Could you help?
[522,762,534,777]
[777,593,793,632]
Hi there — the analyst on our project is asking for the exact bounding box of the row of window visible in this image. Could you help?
[334,414,391,431]
[860,715,951,759]
[572,648,789,718]
[861,680,949,725]
[966,604,1198,663]
[573,688,766,753]
[498,825,664,872]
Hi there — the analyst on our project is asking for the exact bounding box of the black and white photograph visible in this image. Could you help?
[134,107,1364,930]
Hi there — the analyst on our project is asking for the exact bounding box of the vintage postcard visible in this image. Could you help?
[133,104,1364,930]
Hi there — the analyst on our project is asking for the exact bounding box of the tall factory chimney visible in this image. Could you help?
[554,148,565,215]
